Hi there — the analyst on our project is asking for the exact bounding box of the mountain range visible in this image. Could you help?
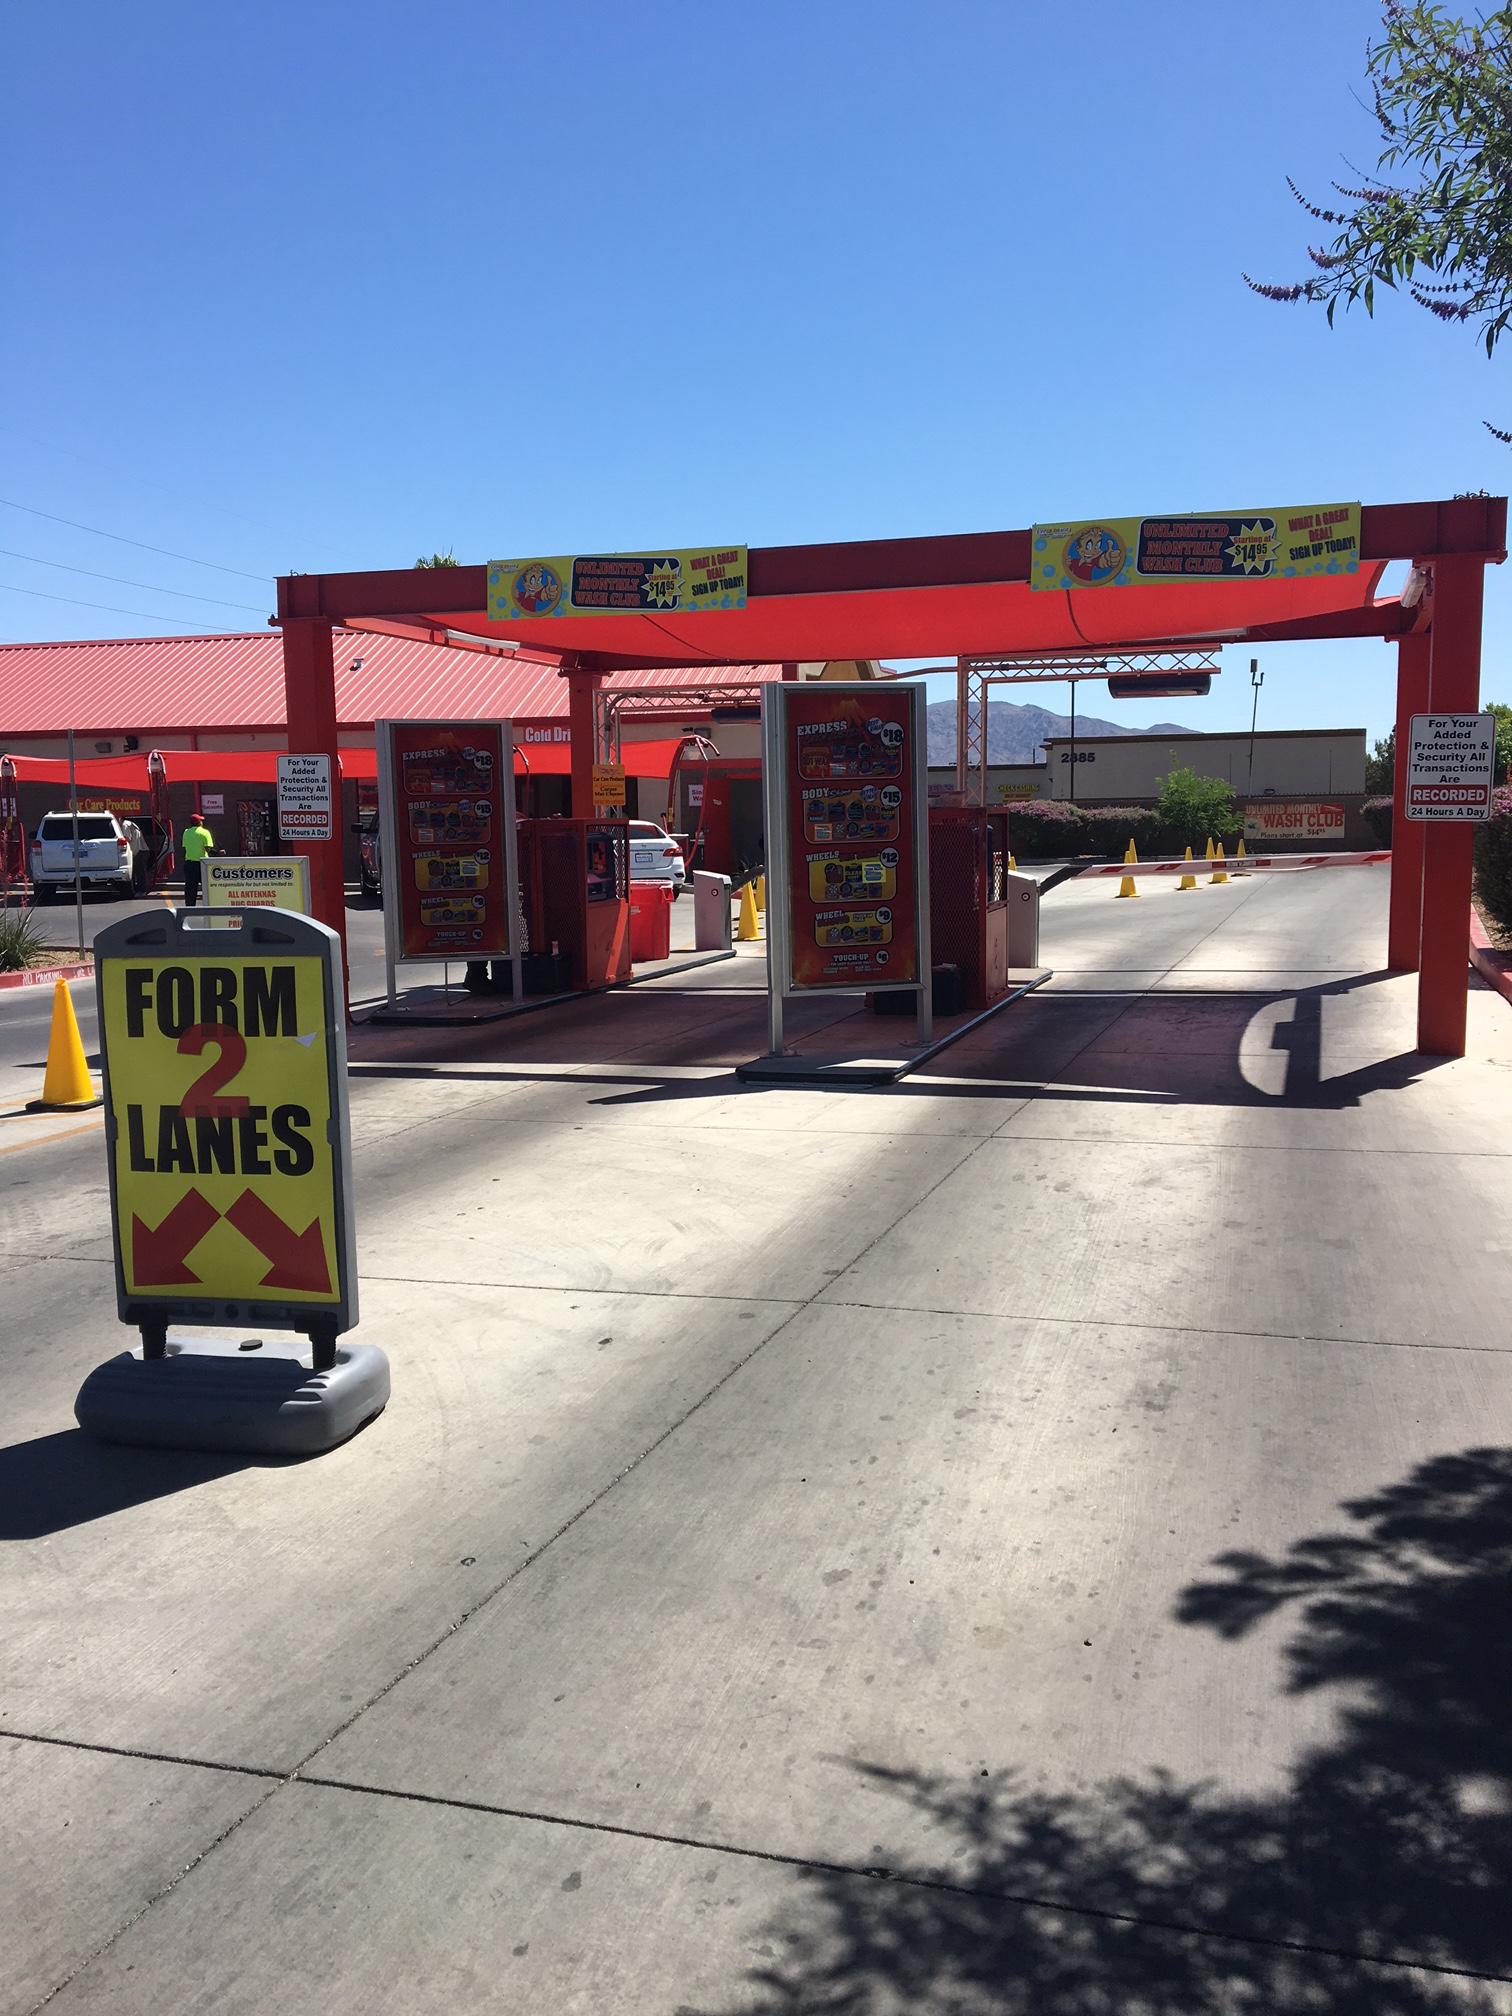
[926,698,1193,767]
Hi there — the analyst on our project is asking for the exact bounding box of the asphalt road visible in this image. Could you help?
[5,863,1512,2011]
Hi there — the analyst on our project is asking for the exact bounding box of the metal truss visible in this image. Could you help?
[955,651,1222,801]
[594,683,766,759]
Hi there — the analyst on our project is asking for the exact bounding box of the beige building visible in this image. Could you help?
[1038,727,1366,803]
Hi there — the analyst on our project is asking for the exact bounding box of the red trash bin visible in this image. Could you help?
[628,882,673,962]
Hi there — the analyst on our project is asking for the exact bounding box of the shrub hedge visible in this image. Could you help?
[1362,796,1393,845]
[1474,785,1512,934]
[1003,801,1188,861]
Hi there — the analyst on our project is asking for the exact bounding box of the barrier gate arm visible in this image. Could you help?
[1073,850,1392,877]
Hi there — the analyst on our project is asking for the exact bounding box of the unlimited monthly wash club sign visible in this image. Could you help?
[99,954,343,1309]
[1030,504,1361,590]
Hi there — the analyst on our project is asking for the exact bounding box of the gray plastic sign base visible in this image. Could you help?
[75,1335,390,1457]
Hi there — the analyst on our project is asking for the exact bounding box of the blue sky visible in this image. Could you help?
[2,0,1506,743]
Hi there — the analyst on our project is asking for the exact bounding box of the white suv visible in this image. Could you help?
[628,821,686,894]
[30,811,148,899]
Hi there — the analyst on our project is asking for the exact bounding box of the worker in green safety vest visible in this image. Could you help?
[180,812,216,905]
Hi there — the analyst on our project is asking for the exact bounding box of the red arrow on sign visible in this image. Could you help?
[132,1189,220,1286]
[225,1190,331,1295]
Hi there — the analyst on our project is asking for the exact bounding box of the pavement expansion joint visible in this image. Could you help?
[282,1772,1512,1996]
[0,1727,282,1784]
[11,1726,1510,2006]
[357,1273,806,1306]
[990,1128,1512,1159]
[818,1296,1512,1356]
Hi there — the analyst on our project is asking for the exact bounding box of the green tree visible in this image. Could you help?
[1247,5,1512,435]
[415,551,460,568]
[1365,726,1396,793]
[1488,701,1512,781]
[1156,764,1241,848]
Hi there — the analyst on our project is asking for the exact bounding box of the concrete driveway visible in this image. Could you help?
[3,863,1510,2013]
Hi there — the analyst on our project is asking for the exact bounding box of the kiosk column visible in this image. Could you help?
[1417,555,1486,1057]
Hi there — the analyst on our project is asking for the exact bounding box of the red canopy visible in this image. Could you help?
[435,567,1398,663]
[1,739,686,790]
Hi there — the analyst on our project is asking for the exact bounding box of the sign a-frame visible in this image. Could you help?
[94,908,357,1364]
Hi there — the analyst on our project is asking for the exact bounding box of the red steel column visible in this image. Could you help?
[1416,555,1485,1057]
[567,668,601,817]
[281,618,349,994]
[1386,630,1431,970]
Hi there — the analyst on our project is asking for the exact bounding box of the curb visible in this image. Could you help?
[0,961,94,995]
[1469,907,1512,1010]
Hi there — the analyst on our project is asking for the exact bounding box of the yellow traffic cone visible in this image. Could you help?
[754,873,766,913]
[1203,836,1216,863]
[1234,837,1249,874]
[1007,852,1017,872]
[1210,842,1230,886]
[1177,845,1198,891]
[26,978,102,1112]
[1115,872,1139,898]
[736,881,760,941]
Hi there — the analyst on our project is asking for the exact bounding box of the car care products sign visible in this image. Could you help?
[94,908,355,1333]
[377,720,514,962]
[782,687,923,992]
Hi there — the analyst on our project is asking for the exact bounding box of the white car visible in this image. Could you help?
[29,811,149,900]
[628,820,686,894]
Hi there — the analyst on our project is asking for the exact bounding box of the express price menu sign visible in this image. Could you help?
[783,688,922,991]
[379,720,514,961]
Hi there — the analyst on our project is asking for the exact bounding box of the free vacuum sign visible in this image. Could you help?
[1404,713,1496,822]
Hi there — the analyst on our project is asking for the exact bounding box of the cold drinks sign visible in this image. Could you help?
[1405,714,1496,822]
[775,686,925,993]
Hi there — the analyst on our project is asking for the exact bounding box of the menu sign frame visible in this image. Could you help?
[375,718,522,1003]
[760,681,930,1056]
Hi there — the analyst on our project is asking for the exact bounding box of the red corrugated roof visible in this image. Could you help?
[0,630,786,737]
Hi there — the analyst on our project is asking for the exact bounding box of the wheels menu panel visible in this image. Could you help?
[779,687,924,993]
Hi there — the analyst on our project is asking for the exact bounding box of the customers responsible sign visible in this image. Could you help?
[1405,713,1496,822]
[376,720,516,961]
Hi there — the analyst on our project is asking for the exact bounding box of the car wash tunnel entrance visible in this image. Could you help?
[178,495,1499,1062]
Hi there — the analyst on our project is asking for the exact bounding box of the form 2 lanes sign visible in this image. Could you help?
[95,908,356,1336]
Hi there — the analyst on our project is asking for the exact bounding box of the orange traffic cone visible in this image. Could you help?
[26,978,102,1112]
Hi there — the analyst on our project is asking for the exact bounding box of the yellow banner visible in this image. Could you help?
[100,955,340,1306]
[1030,504,1361,590]
[488,547,747,622]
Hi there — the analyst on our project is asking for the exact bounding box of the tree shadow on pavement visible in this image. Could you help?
[691,1448,1512,2014]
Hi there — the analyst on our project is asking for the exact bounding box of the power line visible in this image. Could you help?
[0,546,266,613]
[0,582,252,632]
[0,497,268,582]
[0,428,343,561]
